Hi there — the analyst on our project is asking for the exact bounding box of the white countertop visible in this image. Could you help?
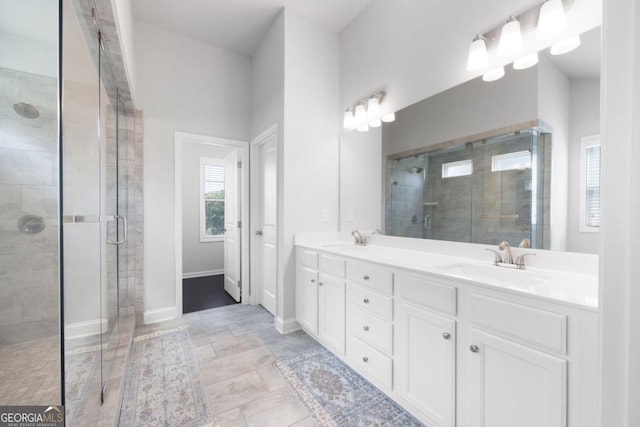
[297,240,599,311]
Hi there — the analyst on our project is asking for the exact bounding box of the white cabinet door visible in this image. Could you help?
[296,266,318,334]
[395,302,456,427]
[468,329,567,427]
[318,273,345,354]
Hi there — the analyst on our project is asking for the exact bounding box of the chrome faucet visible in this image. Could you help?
[352,230,366,246]
[485,241,536,270]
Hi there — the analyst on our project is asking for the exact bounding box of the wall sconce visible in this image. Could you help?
[343,90,395,132]
[466,0,580,82]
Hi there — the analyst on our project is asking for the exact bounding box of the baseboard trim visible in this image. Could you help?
[143,306,177,325]
[65,318,109,339]
[182,269,224,279]
[275,316,301,334]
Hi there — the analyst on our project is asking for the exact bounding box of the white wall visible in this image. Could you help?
[567,77,600,253]
[0,31,57,76]
[599,1,640,425]
[280,10,340,324]
[111,0,137,104]
[181,142,233,276]
[135,20,251,316]
[537,56,571,252]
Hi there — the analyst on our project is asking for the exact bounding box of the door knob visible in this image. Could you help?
[470,345,479,353]
[256,230,263,236]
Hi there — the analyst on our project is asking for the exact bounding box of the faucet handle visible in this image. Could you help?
[515,253,536,269]
[485,248,503,265]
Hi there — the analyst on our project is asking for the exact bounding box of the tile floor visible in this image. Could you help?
[129,304,321,427]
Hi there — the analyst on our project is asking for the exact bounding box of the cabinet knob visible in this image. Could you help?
[470,345,479,353]
[442,332,451,340]
[363,274,370,280]
[310,279,316,283]
[363,325,370,331]
[362,356,369,363]
[318,282,323,286]
[363,298,370,304]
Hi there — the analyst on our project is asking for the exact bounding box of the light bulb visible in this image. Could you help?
[357,122,369,132]
[550,35,581,55]
[343,109,355,130]
[381,112,396,123]
[354,104,367,127]
[513,52,539,70]
[367,96,381,122]
[498,17,523,57]
[467,35,488,72]
[537,0,567,41]
[483,66,505,82]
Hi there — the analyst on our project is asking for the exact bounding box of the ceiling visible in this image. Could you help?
[132,0,373,57]
[0,0,58,43]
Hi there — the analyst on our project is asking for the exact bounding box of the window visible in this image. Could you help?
[580,135,601,232]
[200,158,225,241]
[491,150,532,172]
[442,159,473,178]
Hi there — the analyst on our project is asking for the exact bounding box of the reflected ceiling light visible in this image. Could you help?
[343,90,394,131]
[381,112,396,123]
[537,0,567,41]
[498,16,523,57]
[513,52,539,70]
[466,35,489,72]
[343,109,355,130]
[550,34,581,55]
[482,66,505,82]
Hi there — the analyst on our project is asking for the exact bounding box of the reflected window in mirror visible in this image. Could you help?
[579,134,601,232]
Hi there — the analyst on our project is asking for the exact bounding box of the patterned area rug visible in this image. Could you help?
[64,346,101,425]
[120,326,212,427]
[274,348,425,427]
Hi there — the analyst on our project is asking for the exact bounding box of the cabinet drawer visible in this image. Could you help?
[298,249,318,269]
[347,335,393,389]
[470,294,567,355]
[347,283,393,321]
[347,305,393,355]
[346,261,393,294]
[396,272,457,316]
[319,254,345,278]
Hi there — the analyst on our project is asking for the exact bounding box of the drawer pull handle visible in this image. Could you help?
[442,332,451,340]
[470,345,479,353]
[363,325,370,331]
[310,279,316,283]
[363,298,370,304]
[363,274,370,280]
[362,356,369,363]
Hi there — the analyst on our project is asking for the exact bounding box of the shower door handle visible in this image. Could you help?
[107,215,127,245]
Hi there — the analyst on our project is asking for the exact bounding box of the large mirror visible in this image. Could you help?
[340,24,601,255]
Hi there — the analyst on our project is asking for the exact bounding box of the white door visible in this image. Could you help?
[257,135,277,314]
[468,329,567,427]
[395,302,456,427]
[318,273,345,354]
[223,150,241,302]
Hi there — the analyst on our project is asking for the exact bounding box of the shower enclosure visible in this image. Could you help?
[1,0,138,424]
[386,129,550,249]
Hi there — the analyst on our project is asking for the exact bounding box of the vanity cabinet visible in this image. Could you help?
[294,245,597,427]
[394,272,457,427]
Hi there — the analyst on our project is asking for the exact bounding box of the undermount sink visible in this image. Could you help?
[437,262,553,287]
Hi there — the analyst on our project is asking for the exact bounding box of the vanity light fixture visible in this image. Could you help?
[343,108,355,130]
[550,34,581,55]
[513,52,539,70]
[537,0,568,41]
[498,16,523,57]
[343,90,395,131]
[466,35,489,71]
[483,66,505,82]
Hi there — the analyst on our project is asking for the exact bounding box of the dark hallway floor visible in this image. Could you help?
[183,274,239,314]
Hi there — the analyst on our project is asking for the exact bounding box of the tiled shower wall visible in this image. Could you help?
[0,68,60,344]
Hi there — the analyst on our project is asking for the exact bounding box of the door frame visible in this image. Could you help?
[174,131,250,317]
[250,125,279,314]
